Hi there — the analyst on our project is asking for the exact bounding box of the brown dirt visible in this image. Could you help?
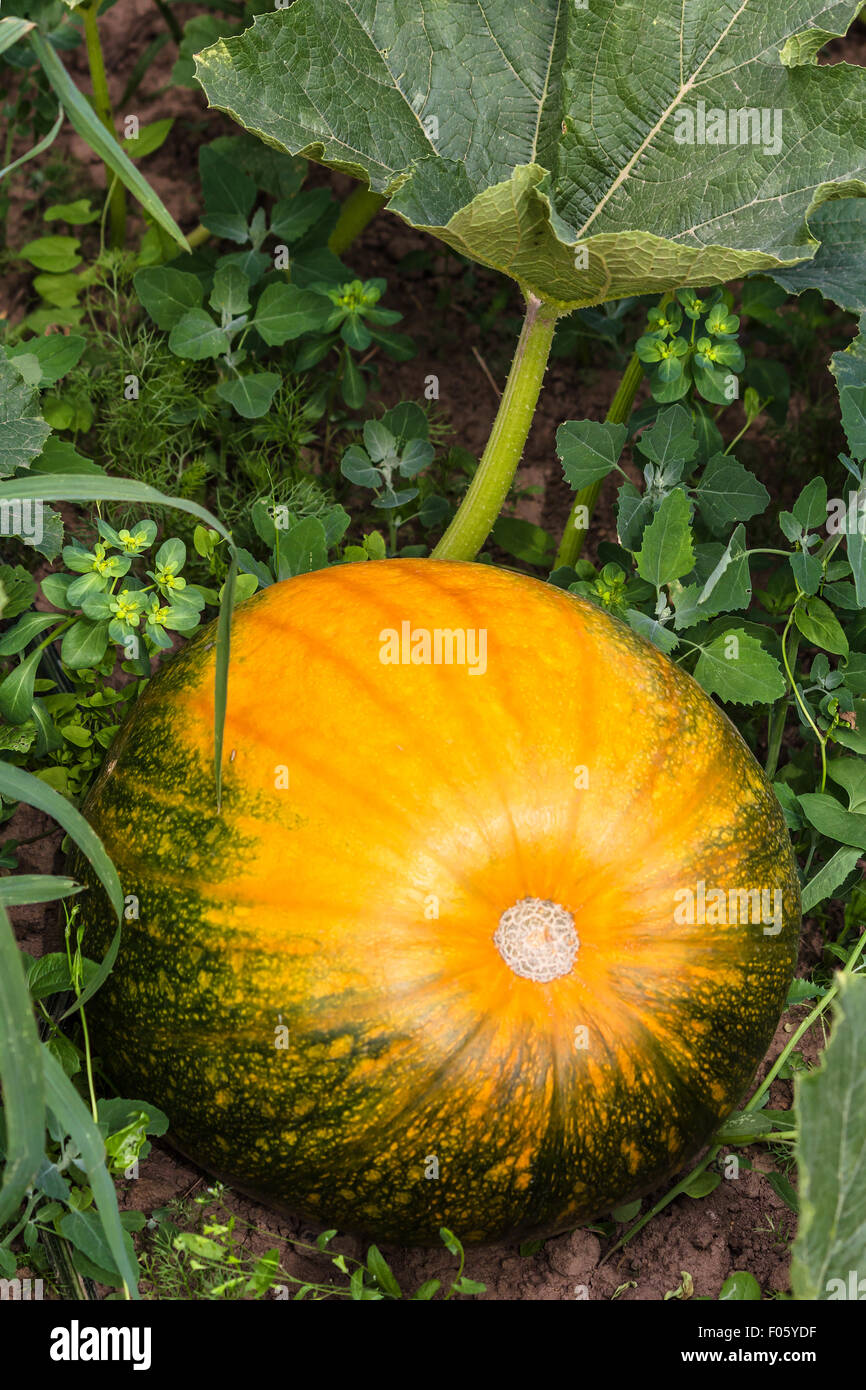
[3,2,864,1301]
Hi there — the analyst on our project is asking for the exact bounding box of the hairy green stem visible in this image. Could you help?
[81,0,126,248]
[432,293,561,562]
[328,185,386,256]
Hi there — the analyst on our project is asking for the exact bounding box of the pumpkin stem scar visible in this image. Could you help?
[494,897,579,982]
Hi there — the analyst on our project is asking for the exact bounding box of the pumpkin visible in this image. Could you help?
[79,559,799,1245]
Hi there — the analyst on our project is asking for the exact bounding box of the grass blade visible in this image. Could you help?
[0,473,233,544]
[0,904,44,1225]
[0,875,83,907]
[0,105,63,183]
[29,33,190,253]
[0,16,34,57]
[41,1048,140,1298]
[0,764,122,921]
[214,556,237,809]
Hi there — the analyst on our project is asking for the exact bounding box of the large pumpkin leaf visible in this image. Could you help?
[791,971,866,1301]
[196,0,866,310]
[768,199,866,314]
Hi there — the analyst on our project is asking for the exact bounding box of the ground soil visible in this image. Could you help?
[3,1,864,1301]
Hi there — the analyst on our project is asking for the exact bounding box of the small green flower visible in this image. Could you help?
[694,336,745,371]
[676,287,723,320]
[153,563,186,592]
[705,304,739,338]
[637,334,689,382]
[109,589,144,627]
[646,302,683,338]
[97,518,158,554]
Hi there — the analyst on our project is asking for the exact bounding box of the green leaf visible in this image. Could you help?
[122,117,173,160]
[7,335,86,386]
[789,548,823,596]
[636,487,694,589]
[674,528,752,629]
[616,481,653,552]
[625,608,679,655]
[253,283,333,345]
[610,1199,641,1224]
[830,314,866,462]
[827,758,866,812]
[341,445,380,488]
[32,438,103,476]
[557,419,627,490]
[0,354,51,476]
[0,611,62,655]
[44,198,100,225]
[0,905,44,1225]
[694,454,770,534]
[210,263,250,317]
[798,792,866,850]
[281,518,329,577]
[492,517,554,567]
[25,952,76,999]
[17,235,81,273]
[133,267,204,330]
[693,630,786,706]
[197,2,866,310]
[634,405,697,473]
[199,143,257,222]
[793,476,828,531]
[31,33,189,253]
[169,309,230,360]
[0,647,42,724]
[683,1170,721,1199]
[719,1272,762,1301]
[768,198,866,314]
[365,1244,401,1298]
[341,351,365,408]
[270,187,333,242]
[214,372,281,419]
[363,419,396,463]
[801,847,862,914]
[0,565,37,620]
[791,972,866,1300]
[766,1171,799,1216]
[60,619,111,670]
[714,1111,776,1144]
[794,596,849,657]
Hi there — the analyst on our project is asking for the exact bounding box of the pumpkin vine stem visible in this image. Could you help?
[606,931,866,1261]
[328,185,387,256]
[432,292,561,563]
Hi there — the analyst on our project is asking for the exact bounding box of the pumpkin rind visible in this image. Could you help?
[78,559,800,1244]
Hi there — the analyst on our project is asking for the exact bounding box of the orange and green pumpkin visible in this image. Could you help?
[79,559,799,1245]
